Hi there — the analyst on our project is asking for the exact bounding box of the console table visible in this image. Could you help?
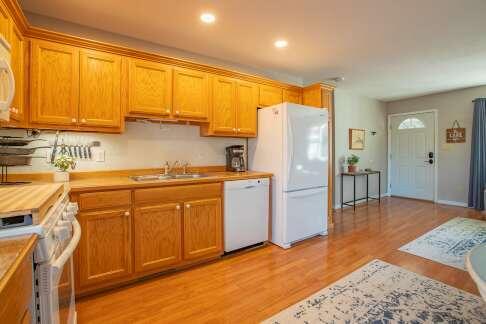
[341,171,381,211]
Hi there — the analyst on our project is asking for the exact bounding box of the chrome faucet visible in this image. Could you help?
[182,161,190,174]
[163,160,180,175]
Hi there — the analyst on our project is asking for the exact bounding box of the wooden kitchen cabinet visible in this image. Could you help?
[235,80,258,136]
[8,22,25,124]
[77,208,132,288]
[283,89,302,104]
[79,49,122,128]
[259,85,283,107]
[0,1,10,42]
[127,58,172,117]
[173,67,209,120]
[201,78,257,137]
[210,76,236,135]
[183,198,223,260]
[30,40,79,126]
[134,203,182,272]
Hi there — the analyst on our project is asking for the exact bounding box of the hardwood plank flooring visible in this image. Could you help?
[77,197,485,323]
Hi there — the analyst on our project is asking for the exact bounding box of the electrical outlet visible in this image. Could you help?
[94,149,105,162]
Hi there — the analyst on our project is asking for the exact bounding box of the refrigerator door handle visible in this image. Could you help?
[287,117,294,186]
[288,189,324,198]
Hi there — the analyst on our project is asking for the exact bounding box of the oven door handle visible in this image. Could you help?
[52,218,81,277]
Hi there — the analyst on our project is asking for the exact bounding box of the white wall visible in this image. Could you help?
[334,89,388,208]
[0,122,244,173]
[386,85,484,205]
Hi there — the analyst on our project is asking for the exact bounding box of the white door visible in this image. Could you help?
[390,112,435,200]
[284,104,328,191]
[284,187,327,244]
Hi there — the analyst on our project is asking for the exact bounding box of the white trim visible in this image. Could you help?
[436,200,468,207]
[334,193,390,210]
[387,109,439,203]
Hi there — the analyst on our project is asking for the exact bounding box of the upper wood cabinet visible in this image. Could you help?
[134,203,182,273]
[259,85,283,107]
[8,22,25,124]
[79,49,122,128]
[30,40,79,126]
[173,67,209,120]
[0,1,10,42]
[283,89,302,104]
[183,198,222,260]
[127,58,172,117]
[77,208,132,288]
[210,76,236,135]
[235,81,258,136]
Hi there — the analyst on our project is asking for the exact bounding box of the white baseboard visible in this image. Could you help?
[436,200,468,207]
[334,193,390,210]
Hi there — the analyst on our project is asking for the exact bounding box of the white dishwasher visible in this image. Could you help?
[224,178,269,252]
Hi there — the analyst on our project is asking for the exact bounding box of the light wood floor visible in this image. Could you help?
[77,197,485,323]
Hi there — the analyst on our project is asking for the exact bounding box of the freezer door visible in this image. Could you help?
[284,187,327,244]
[284,106,328,191]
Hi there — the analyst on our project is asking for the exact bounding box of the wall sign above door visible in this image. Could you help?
[446,120,466,143]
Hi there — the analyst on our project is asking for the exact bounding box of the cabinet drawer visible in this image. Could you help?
[79,190,131,210]
[134,183,221,205]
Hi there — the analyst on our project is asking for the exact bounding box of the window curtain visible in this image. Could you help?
[468,98,486,210]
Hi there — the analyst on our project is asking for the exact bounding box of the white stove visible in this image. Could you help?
[0,190,80,324]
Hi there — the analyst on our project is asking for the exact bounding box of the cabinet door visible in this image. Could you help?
[211,76,236,135]
[0,2,10,42]
[128,59,172,116]
[78,208,132,288]
[30,40,79,126]
[259,85,283,107]
[134,203,182,272]
[79,49,121,128]
[236,81,258,137]
[183,198,222,260]
[9,23,24,123]
[283,89,302,104]
[173,68,209,120]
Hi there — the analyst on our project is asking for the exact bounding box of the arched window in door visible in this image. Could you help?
[398,117,425,129]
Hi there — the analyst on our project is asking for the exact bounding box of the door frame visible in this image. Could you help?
[387,109,439,202]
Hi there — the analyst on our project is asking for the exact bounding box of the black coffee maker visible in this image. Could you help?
[225,145,246,172]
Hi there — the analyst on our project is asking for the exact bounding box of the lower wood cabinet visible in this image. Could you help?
[73,184,223,295]
[77,208,132,288]
[183,198,222,260]
[134,203,182,272]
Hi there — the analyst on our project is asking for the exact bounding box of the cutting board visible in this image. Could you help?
[0,183,65,224]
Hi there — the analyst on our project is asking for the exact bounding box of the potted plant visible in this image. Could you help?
[53,154,76,182]
[346,154,360,173]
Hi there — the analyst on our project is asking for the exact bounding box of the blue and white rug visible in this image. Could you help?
[399,217,486,270]
[262,260,486,323]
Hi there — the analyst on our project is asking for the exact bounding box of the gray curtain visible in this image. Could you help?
[468,98,486,210]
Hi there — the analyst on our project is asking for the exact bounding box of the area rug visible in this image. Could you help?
[399,217,486,270]
[262,260,486,323]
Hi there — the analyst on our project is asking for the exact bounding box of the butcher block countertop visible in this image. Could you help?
[0,234,36,295]
[0,183,65,224]
[69,171,272,192]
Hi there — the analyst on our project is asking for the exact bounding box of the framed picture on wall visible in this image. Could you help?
[349,128,365,150]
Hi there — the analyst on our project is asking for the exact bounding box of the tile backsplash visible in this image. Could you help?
[0,121,244,173]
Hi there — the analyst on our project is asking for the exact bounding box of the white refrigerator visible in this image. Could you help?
[248,102,328,249]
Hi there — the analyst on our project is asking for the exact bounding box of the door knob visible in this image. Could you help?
[424,159,433,164]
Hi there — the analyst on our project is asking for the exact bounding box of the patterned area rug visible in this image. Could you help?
[262,260,486,323]
[399,217,486,270]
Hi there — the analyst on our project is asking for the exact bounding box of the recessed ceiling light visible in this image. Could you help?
[274,39,288,48]
[200,12,216,24]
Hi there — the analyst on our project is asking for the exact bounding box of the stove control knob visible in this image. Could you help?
[54,226,69,241]
[62,211,74,221]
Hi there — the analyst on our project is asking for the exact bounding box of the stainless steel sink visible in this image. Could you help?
[129,173,209,181]
[173,173,208,179]
[129,174,173,181]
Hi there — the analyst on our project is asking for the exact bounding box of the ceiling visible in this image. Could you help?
[19,0,486,101]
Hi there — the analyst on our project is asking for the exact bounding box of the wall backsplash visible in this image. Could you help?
[0,122,245,173]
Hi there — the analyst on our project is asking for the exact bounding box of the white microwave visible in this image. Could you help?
[0,34,15,122]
